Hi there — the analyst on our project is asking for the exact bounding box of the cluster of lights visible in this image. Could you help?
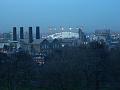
[48,26,84,31]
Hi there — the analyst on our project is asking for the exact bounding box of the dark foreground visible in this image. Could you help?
[0,41,120,90]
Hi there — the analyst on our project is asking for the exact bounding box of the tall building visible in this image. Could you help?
[79,28,86,41]
[13,27,17,41]
[20,27,24,39]
[29,27,33,43]
[78,28,82,40]
[36,26,40,39]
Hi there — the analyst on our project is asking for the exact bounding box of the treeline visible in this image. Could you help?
[0,51,39,90]
[0,41,120,90]
[39,41,120,90]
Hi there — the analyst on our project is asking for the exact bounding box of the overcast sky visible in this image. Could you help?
[0,0,120,32]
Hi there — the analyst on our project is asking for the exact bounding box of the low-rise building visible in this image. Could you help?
[94,29,110,42]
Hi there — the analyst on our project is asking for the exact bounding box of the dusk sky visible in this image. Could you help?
[0,0,120,32]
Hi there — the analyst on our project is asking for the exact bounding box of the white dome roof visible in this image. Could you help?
[47,32,79,39]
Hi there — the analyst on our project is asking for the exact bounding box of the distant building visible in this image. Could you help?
[8,26,89,54]
[29,27,33,43]
[60,38,78,47]
[0,33,2,39]
[94,29,110,42]
[3,33,11,40]
[110,32,120,41]
[51,39,61,49]
[13,27,17,41]
[31,39,43,53]
[77,28,87,45]
[9,41,21,52]
[33,53,45,65]
[36,26,40,39]
[20,27,24,39]
[0,41,9,53]
[40,39,50,54]
[109,41,120,50]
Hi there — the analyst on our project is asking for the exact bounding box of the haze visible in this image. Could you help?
[0,0,120,32]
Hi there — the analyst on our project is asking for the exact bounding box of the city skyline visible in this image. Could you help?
[0,0,120,32]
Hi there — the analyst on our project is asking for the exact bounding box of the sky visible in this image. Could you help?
[0,0,120,33]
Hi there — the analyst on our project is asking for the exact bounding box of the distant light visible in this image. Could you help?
[50,28,52,31]
[69,27,72,31]
[54,28,57,30]
[61,27,64,31]
[76,27,79,30]
[62,44,65,47]
[87,36,90,38]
